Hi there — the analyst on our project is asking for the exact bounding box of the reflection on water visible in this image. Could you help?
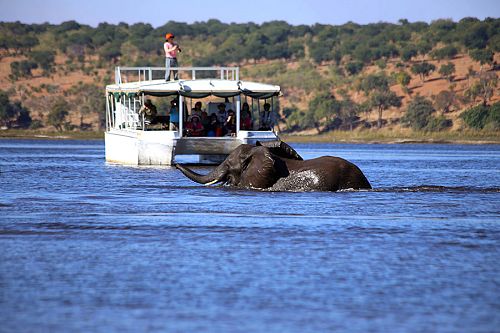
[0,139,499,332]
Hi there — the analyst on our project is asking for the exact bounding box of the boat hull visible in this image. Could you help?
[105,129,279,166]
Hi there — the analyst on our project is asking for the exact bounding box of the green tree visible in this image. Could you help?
[29,50,56,75]
[462,23,489,49]
[345,61,364,76]
[369,88,401,129]
[10,60,38,79]
[416,40,433,59]
[47,98,69,131]
[486,102,500,130]
[67,83,105,129]
[467,72,498,106]
[430,45,458,61]
[99,41,122,63]
[400,45,417,62]
[285,107,306,131]
[309,41,333,64]
[339,98,360,131]
[395,71,412,95]
[0,91,18,128]
[469,48,494,70]
[352,44,374,63]
[489,34,500,52]
[15,103,32,128]
[359,72,389,95]
[433,90,459,114]
[309,90,341,130]
[425,115,452,131]
[402,95,435,130]
[438,62,456,82]
[411,61,436,83]
[460,104,490,129]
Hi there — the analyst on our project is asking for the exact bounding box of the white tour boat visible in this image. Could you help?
[104,66,281,165]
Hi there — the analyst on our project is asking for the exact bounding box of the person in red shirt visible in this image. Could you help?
[240,102,253,130]
[185,115,205,137]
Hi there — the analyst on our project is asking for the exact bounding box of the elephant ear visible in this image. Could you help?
[240,146,281,189]
[256,140,303,160]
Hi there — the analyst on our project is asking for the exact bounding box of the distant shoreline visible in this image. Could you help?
[1,130,499,144]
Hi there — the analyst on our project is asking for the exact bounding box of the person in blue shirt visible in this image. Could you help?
[168,99,179,130]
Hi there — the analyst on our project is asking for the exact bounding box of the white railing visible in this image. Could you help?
[115,66,239,84]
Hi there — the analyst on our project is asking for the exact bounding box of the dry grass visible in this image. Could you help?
[0,130,104,140]
[281,129,500,144]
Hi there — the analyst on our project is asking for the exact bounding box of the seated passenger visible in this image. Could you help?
[168,99,179,131]
[224,109,236,136]
[139,99,158,125]
[216,103,228,124]
[205,113,220,137]
[185,114,204,137]
[240,103,253,130]
[259,102,272,130]
[191,101,207,118]
[192,101,209,128]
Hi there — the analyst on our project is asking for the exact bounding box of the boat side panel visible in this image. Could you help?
[175,138,242,155]
[137,131,177,165]
[105,131,139,165]
[105,130,177,166]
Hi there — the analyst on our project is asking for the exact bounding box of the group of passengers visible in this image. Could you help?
[185,102,254,137]
[139,99,271,135]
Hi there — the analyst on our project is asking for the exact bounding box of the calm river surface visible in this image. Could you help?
[1,139,499,332]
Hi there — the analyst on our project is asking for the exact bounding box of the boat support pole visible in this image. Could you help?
[236,94,241,134]
[179,95,184,137]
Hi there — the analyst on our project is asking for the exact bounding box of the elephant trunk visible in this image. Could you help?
[175,163,227,185]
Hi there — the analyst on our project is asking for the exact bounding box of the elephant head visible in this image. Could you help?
[175,143,292,189]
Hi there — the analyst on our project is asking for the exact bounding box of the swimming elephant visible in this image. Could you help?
[175,140,372,192]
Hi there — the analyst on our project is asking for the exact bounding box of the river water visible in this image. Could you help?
[0,139,499,332]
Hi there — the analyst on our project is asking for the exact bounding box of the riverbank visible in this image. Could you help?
[1,129,499,144]
[281,129,500,144]
[0,130,104,140]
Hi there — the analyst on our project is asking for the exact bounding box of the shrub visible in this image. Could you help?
[47,98,69,131]
[430,46,458,60]
[460,104,489,129]
[29,50,55,75]
[469,48,494,67]
[10,60,37,79]
[411,62,436,83]
[345,61,364,76]
[402,95,435,130]
[16,106,32,128]
[485,102,500,130]
[375,58,387,70]
[426,115,452,131]
[434,90,459,113]
[438,62,455,82]
[400,46,417,62]
[395,71,411,93]
[29,119,44,129]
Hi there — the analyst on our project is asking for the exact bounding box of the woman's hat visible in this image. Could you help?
[165,33,174,39]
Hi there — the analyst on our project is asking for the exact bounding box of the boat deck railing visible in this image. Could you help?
[115,66,239,84]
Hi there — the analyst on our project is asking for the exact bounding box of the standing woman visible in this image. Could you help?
[164,33,181,81]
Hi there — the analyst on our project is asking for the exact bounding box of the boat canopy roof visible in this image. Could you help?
[106,79,280,99]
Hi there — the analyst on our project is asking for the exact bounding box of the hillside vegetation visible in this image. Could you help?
[0,18,499,141]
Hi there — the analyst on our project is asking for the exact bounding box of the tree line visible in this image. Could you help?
[0,18,498,132]
[2,18,498,67]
